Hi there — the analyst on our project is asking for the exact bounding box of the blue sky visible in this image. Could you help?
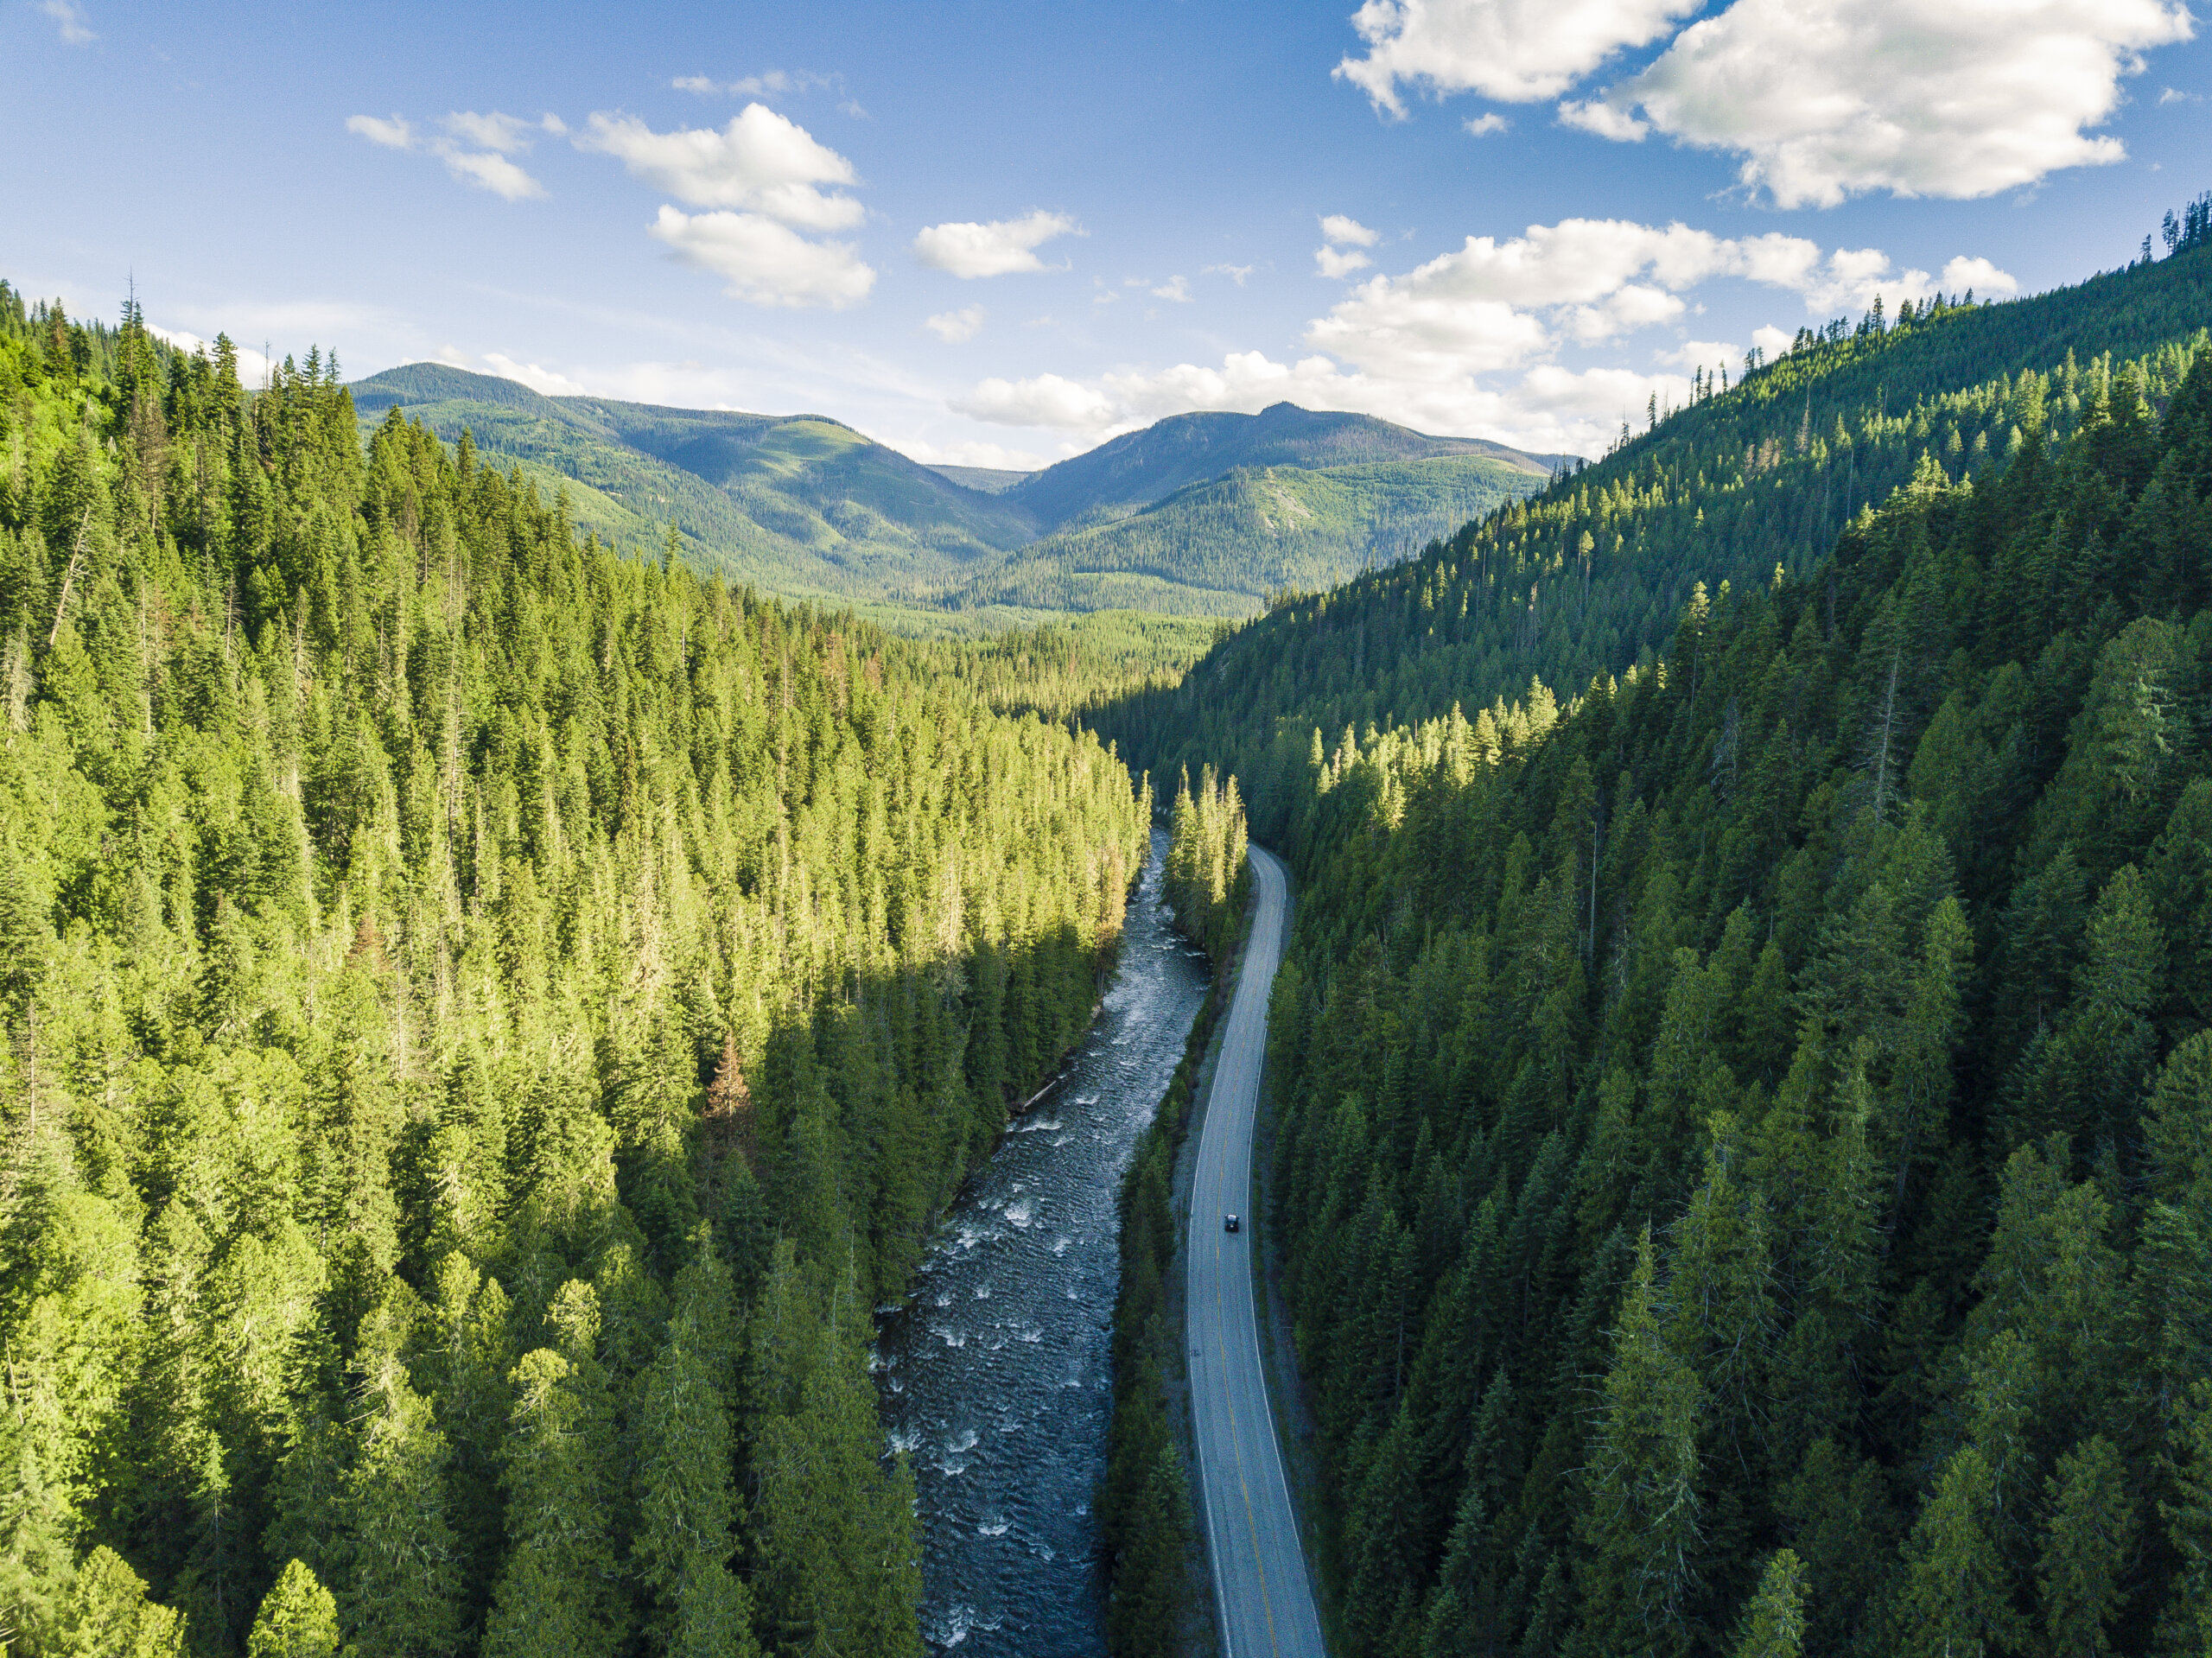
[4,0,2207,465]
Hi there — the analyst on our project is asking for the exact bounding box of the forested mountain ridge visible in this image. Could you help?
[1135,232,2212,1656]
[1097,238,2212,835]
[351,366,1558,619]
[352,361,1038,605]
[0,283,1152,1655]
[1000,402,1562,531]
[957,454,1548,618]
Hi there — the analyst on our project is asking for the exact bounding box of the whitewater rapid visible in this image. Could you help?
[874,828,1210,1655]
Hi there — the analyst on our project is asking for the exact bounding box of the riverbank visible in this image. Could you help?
[876,829,1211,1655]
[1098,891,1247,1658]
[1096,776,1255,1658]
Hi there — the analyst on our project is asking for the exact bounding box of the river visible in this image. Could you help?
[874,828,1211,1655]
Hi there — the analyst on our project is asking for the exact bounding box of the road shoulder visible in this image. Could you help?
[1244,860,1343,1648]
[1160,883,1256,1658]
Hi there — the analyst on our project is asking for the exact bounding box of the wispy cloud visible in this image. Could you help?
[40,0,94,45]
[346,113,415,150]
[440,149,544,200]
[670,69,843,100]
[345,109,561,200]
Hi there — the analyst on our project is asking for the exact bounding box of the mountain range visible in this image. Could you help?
[348,363,1564,618]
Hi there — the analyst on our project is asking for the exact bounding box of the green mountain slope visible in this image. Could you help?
[956,453,1548,616]
[557,395,1039,556]
[1098,239,2212,831]
[351,365,1564,618]
[351,362,1034,602]
[1005,400,1563,530]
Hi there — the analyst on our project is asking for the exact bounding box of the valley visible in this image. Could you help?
[4,203,2212,1658]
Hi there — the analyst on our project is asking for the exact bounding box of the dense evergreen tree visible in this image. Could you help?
[1108,229,2212,1656]
[1096,241,2212,851]
[1166,764,1249,969]
[0,280,1148,1656]
[246,1561,341,1658]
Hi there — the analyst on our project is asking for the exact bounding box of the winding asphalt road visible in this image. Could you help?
[1186,846,1327,1658]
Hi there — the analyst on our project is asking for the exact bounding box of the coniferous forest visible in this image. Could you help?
[1110,232,2212,1657]
[0,283,1149,1656]
[7,196,2212,1658]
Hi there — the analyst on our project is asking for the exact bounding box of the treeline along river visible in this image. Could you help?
[874,829,1211,1654]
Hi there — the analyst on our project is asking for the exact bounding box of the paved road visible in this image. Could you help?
[1186,846,1327,1658]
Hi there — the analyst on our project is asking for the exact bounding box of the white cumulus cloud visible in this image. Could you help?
[1338,0,1703,108]
[1341,0,2190,206]
[1658,337,1744,372]
[1152,275,1193,302]
[953,372,1119,429]
[1316,216,1382,279]
[1205,263,1257,285]
[925,305,987,342]
[1557,98,1649,141]
[1939,256,2021,299]
[480,353,593,397]
[649,206,876,309]
[913,210,1083,278]
[1563,283,1684,342]
[1465,112,1510,135]
[949,212,2017,455]
[576,106,862,231]
[1582,0,2190,206]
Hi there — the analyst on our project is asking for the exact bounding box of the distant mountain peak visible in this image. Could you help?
[345,363,1556,616]
[1002,403,1563,532]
